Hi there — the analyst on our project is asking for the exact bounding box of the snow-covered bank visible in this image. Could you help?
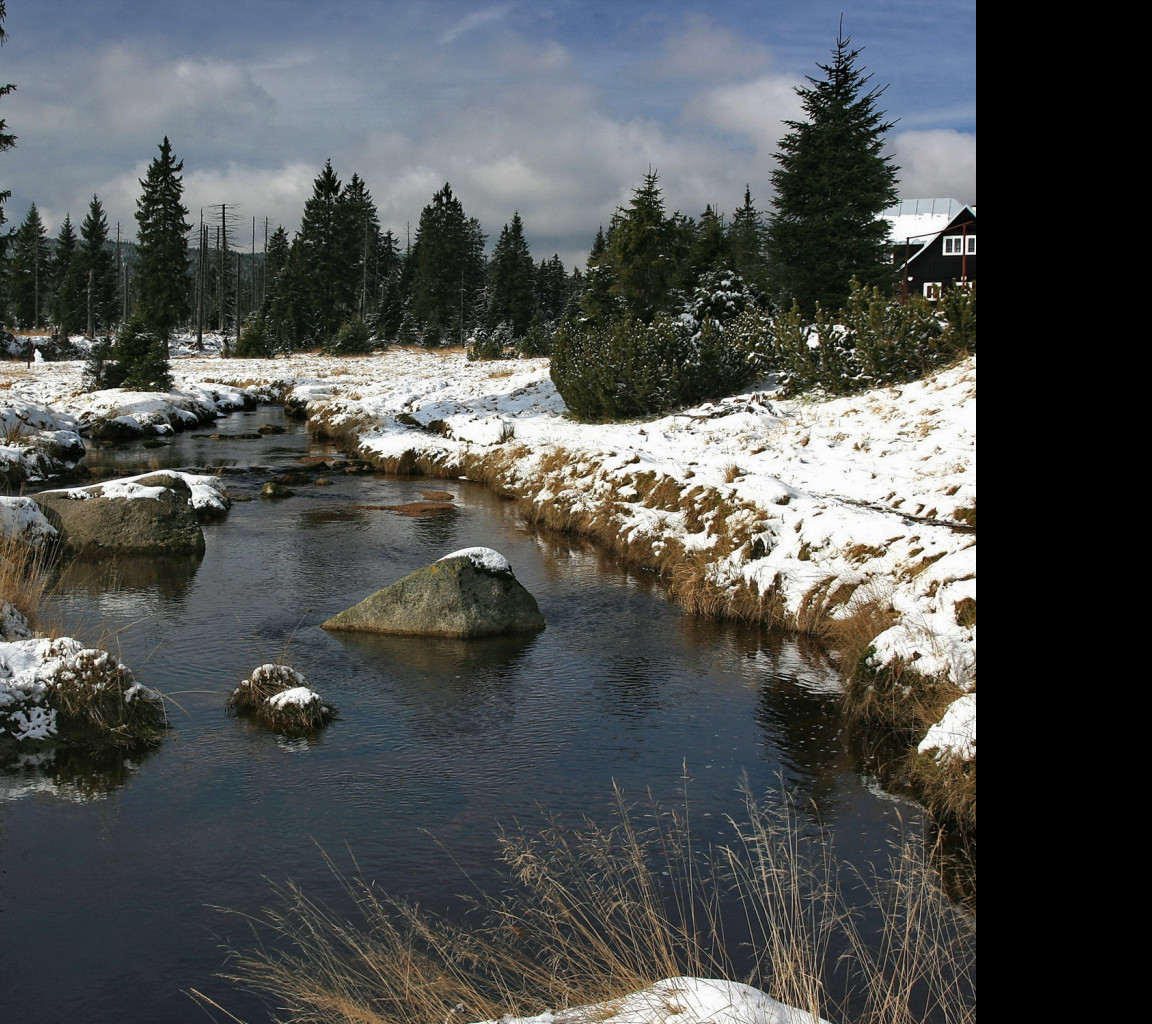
[0,346,975,764]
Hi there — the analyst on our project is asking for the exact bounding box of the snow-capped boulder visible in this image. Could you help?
[32,471,211,556]
[322,546,545,638]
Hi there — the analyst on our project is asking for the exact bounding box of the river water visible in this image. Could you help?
[2,405,922,1023]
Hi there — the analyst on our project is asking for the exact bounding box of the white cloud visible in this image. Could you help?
[892,130,976,205]
[684,75,804,155]
[439,4,514,45]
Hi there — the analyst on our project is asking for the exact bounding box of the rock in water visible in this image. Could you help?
[322,547,545,638]
[33,472,205,557]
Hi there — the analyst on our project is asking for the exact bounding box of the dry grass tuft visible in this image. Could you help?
[225,664,336,734]
[45,647,169,749]
[208,782,975,1024]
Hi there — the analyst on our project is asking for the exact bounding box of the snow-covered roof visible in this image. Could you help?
[880,198,974,244]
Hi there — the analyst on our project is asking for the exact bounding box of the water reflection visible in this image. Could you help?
[333,629,537,738]
[0,744,158,803]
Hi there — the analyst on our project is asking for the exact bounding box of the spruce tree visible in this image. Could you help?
[408,183,485,345]
[727,187,770,295]
[765,29,900,315]
[535,253,569,324]
[297,160,357,344]
[603,170,686,321]
[265,233,310,352]
[52,214,86,337]
[80,196,118,335]
[134,137,192,343]
[686,205,729,287]
[9,204,51,328]
[340,172,382,323]
[486,212,536,337]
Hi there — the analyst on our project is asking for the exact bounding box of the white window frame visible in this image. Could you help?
[923,282,944,301]
[943,234,976,256]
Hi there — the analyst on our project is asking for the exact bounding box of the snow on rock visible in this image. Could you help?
[0,637,157,744]
[918,692,976,762]
[0,496,58,544]
[0,396,86,484]
[468,977,832,1024]
[44,469,231,518]
[438,546,514,574]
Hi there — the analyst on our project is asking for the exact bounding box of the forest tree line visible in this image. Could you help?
[0,29,973,410]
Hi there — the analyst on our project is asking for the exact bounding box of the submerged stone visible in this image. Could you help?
[322,546,545,638]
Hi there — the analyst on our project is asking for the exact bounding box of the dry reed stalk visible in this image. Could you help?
[210,781,974,1024]
[0,528,55,633]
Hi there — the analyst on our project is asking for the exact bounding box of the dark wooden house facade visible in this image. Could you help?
[880,199,977,300]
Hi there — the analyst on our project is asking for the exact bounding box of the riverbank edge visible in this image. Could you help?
[300,392,975,837]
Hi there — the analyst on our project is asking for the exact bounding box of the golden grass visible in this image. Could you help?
[0,527,55,633]
[205,781,975,1024]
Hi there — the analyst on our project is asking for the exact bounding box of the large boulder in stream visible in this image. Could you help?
[32,472,210,557]
[322,547,546,638]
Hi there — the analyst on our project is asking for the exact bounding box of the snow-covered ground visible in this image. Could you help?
[468,976,831,1024]
[0,337,975,764]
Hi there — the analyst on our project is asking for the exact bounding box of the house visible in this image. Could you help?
[879,198,976,301]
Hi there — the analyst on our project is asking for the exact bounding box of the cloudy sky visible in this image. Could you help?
[0,0,975,270]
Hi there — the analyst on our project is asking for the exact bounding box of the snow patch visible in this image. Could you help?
[439,546,513,574]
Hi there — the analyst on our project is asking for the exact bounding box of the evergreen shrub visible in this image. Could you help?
[323,318,374,356]
[233,315,274,358]
[467,322,514,361]
[762,282,977,397]
[516,314,554,357]
[551,270,769,421]
[81,336,115,391]
[107,318,172,391]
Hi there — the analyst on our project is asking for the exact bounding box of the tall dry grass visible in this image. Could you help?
[201,781,974,1024]
[0,526,55,634]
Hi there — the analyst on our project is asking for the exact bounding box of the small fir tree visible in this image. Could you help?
[765,28,900,315]
[108,317,172,390]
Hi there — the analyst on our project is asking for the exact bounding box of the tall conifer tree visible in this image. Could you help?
[765,29,900,314]
[9,204,51,328]
[408,183,485,345]
[297,160,357,342]
[81,195,118,335]
[486,211,536,337]
[52,214,86,336]
[134,137,192,341]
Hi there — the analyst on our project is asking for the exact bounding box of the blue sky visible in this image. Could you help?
[0,0,975,269]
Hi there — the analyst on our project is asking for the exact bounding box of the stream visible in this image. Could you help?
[2,404,927,1022]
